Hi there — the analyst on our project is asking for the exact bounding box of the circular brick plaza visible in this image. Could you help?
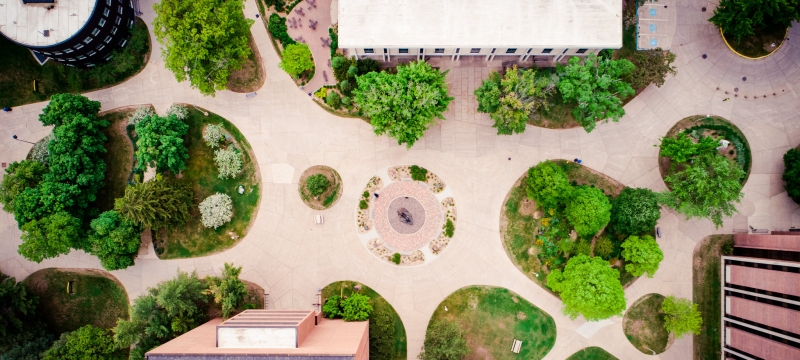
[373,181,441,253]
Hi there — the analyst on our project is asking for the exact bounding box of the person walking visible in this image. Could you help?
[2,107,11,112]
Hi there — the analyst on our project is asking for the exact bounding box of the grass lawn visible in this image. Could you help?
[428,286,556,360]
[693,235,730,360]
[92,108,137,213]
[566,346,618,360]
[322,281,407,360]
[0,18,150,108]
[226,35,266,93]
[154,107,261,259]
[623,293,670,354]
[23,268,129,334]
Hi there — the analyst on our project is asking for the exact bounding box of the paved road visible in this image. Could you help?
[0,1,799,359]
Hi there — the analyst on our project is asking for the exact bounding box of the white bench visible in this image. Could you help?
[314,214,324,224]
[511,339,522,354]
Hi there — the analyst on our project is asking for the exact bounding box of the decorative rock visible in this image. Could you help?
[238,185,245,194]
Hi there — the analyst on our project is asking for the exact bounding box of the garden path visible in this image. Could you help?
[0,1,799,359]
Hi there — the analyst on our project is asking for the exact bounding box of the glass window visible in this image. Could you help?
[67,58,75,61]
[99,18,106,27]
[470,48,480,53]
[119,39,127,47]
[128,19,134,28]
[104,36,113,43]
[77,55,86,60]
[506,48,517,54]
[103,8,110,16]
[455,48,459,53]
[104,54,114,60]
[576,48,588,54]
[399,48,408,53]
[542,48,553,54]
[64,48,73,53]
[118,5,123,13]
[92,28,100,36]
[56,58,64,61]
[383,48,387,54]
[83,36,93,44]
[106,0,111,5]
[42,52,51,55]
[74,44,84,50]
[111,26,118,35]
[435,48,444,53]
[53,51,62,55]
[115,16,122,25]
[363,48,374,53]
[88,51,96,56]
[96,44,105,51]
[87,63,95,67]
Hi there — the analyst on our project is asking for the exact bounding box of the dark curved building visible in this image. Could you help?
[0,0,136,68]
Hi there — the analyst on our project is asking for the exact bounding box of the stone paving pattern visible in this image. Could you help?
[373,181,441,252]
[0,1,799,359]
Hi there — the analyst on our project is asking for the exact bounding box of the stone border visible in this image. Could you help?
[719,27,788,60]
[355,166,457,266]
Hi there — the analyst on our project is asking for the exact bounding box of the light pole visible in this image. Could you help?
[12,135,35,144]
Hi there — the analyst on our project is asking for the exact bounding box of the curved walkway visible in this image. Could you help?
[0,1,799,359]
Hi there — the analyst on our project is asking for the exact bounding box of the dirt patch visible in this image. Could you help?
[227,35,266,93]
[623,293,669,354]
[298,165,342,210]
[519,198,537,216]
[722,25,787,58]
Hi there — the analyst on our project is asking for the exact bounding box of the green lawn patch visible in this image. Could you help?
[92,108,137,213]
[23,268,129,334]
[623,293,670,354]
[566,346,618,360]
[226,35,266,93]
[0,18,150,108]
[693,234,729,360]
[428,286,556,360]
[322,281,407,360]
[154,107,261,259]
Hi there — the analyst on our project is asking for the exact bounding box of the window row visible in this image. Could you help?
[362,47,589,55]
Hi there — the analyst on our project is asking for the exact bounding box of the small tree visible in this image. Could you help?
[203,124,227,148]
[128,106,156,126]
[419,320,469,360]
[213,147,243,179]
[135,114,189,174]
[621,235,664,277]
[565,186,612,238]
[392,253,401,264]
[115,178,193,230]
[594,236,614,259]
[18,212,81,263]
[322,295,342,318]
[88,210,142,271]
[783,148,800,204]
[709,0,800,43]
[443,219,455,238]
[326,92,342,108]
[0,273,39,345]
[306,174,331,198]
[199,193,234,229]
[557,53,635,132]
[279,43,314,78]
[610,187,662,236]
[526,161,573,210]
[44,325,124,360]
[341,293,372,321]
[659,132,718,164]
[661,296,702,339]
[624,49,676,90]
[165,104,188,120]
[205,263,247,318]
[475,66,558,135]
[0,160,46,213]
[546,254,626,320]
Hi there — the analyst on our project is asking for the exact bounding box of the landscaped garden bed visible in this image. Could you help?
[623,293,671,354]
[710,0,795,58]
[298,165,342,210]
[226,35,266,93]
[693,235,733,360]
[153,107,261,259]
[424,286,556,360]
[566,347,618,360]
[322,281,407,360]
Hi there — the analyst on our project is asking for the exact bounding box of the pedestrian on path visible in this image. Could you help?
[2,107,11,112]
[573,158,582,164]
[723,98,730,101]
[255,14,259,18]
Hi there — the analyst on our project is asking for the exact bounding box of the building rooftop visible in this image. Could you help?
[338,0,622,49]
[0,0,96,47]
[734,233,800,252]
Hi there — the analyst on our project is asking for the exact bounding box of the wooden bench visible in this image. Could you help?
[511,339,522,353]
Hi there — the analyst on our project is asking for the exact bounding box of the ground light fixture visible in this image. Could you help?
[12,135,35,144]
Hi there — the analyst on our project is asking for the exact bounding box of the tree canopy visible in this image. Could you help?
[565,186,612,238]
[525,160,573,210]
[204,263,247,319]
[279,43,314,78]
[153,0,254,95]
[783,148,800,204]
[43,325,125,360]
[18,212,82,263]
[624,49,677,90]
[610,187,662,236]
[659,132,718,164]
[710,0,800,42]
[306,174,330,197]
[114,177,193,230]
[419,320,469,360]
[557,53,635,132]
[353,60,453,147]
[474,66,557,135]
[661,296,702,339]
[0,273,39,344]
[621,235,664,277]
[341,293,372,322]
[546,254,626,320]
[88,210,142,271]
[134,114,189,174]
[0,160,46,214]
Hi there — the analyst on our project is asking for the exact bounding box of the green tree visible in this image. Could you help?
[662,153,744,227]
[621,235,664,277]
[546,254,626,320]
[114,178,193,230]
[88,210,142,271]
[410,165,428,181]
[474,71,502,114]
[44,325,125,360]
[267,13,295,46]
[18,212,82,263]
[322,295,342,318]
[153,0,254,95]
[783,148,800,204]
[353,60,453,147]
[659,132,718,164]
[369,303,396,360]
[135,114,189,174]
[341,293,372,322]
[279,43,314,78]
[326,91,342,108]
[205,263,247,319]
[565,186,612,238]
[475,66,558,135]
[525,160,573,210]
[610,187,662,236]
[557,53,635,132]
[0,273,39,346]
[0,160,47,213]
[306,174,330,198]
[594,236,614,259]
[661,296,702,339]
[419,320,469,360]
[38,93,102,126]
[624,49,676,90]
[709,0,800,43]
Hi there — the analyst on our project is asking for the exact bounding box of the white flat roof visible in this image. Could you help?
[0,0,97,47]
[338,0,623,49]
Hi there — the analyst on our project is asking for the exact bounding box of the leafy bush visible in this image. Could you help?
[0,272,46,354]
[546,255,626,320]
[356,59,380,75]
[575,240,592,256]
[279,43,314,78]
[475,66,558,135]
[135,113,189,174]
[0,160,46,213]
[314,87,328,99]
[662,296,702,339]
[306,174,331,197]
[624,49,676,90]
[565,186,612,238]
[88,210,142,271]
[205,263,247,318]
[331,56,353,82]
[326,91,342,108]
[199,193,234,229]
[419,321,469,360]
[410,165,428,181]
[783,148,800,204]
[709,0,799,43]
[43,325,125,360]
[28,134,54,164]
[341,95,352,106]
[660,132,718,164]
[557,238,575,256]
[526,160,573,210]
[341,294,373,321]
[721,238,735,255]
[322,295,342,318]
[621,235,664,277]
[203,124,227,148]
[610,187,661,236]
[129,106,156,126]
[594,236,614,259]
[213,147,243,179]
[368,302,396,360]
[165,104,188,120]
[359,199,368,209]
[362,191,370,199]
[444,219,455,238]
[267,13,295,47]
[328,27,338,57]
[18,212,82,262]
[391,253,401,264]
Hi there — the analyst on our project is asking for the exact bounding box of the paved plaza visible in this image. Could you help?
[1,1,799,359]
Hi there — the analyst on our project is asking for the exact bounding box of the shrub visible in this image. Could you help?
[594,236,614,259]
[356,58,380,75]
[362,191,370,199]
[783,148,800,204]
[204,263,247,318]
[165,104,188,120]
[331,56,353,82]
[199,193,234,229]
[341,293,372,321]
[369,302,395,360]
[624,49,676,90]
[279,43,314,78]
[115,178,193,230]
[575,240,592,256]
[392,253,401,264]
[547,255,626,320]
[621,235,664,277]
[565,186,612,237]
[267,13,295,47]
[339,79,354,94]
[135,113,189,174]
[0,160,47,213]
[443,219,454,238]
[214,147,243,179]
[419,321,469,360]
[359,199,368,210]
[610,187,662,236]
[88,210,141,271]
[557,238,575,256]
[328,27,338,57]
[721,238,735,255]
[475,66,558,135]
[314,87,328,99]
[410,165,428,181]
[341,96,352,106]
[526,160,573,210]
[662,296,702,339]
[306,174,330,197]
[326,92,342,108]
[322,295,342,318]
[203,124,227,148]
[43,325,125,360]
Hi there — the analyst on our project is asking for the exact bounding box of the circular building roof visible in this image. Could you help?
[0,0,97,47]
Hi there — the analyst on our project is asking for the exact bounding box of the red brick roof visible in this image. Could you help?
[734,234,800,252]
[727,265,800,297]
[727,297,800,334]
[727,327,800,359]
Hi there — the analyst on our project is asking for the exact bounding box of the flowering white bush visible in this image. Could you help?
[166,104,189,120]
[29,133,54,164]
[128,106,156,126]
[214,147,243,179]
[199,193,234,228]
[203,124,226,148]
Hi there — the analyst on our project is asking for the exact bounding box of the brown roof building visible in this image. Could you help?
[721,232,800,360]
[145,310,369,360]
